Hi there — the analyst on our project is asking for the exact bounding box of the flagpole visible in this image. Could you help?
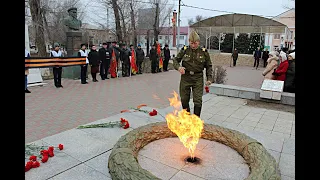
[130,56,132,77]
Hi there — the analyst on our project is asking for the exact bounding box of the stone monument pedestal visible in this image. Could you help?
[260,79,284,100]
[62,31,83,79]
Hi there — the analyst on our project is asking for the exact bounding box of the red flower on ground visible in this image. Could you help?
[29,155,37,161]
[152,109,158,115]
[40,150,49,156]
[120,118,126,123]
[58,144,64,150]
[123,121,130,129]
[48,149,54,157]
[149,111,155,116]
[41,155,49,163]
[32,161,40,168]
[25,161,33,172]
[205,86,209,93]
[49,146,54,151]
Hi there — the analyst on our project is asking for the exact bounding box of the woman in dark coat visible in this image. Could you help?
[88,45,100,82]
[284,52,295,93]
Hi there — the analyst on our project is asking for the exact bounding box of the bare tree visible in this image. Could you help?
[29,0,46,56]
[111,0,123,42]
[187,18,194,26]
[195,15,203,23]
[129,0,137,47]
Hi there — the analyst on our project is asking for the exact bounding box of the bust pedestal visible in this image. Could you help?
[62,31,83,79]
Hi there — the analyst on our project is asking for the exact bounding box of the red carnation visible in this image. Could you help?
[120,118,126,123]
[49,146,54,151]
[149,111,155,116]
[48,149,54,157]
[41,155,49,163]
[32,161,40,168]
[205,86,209,93]
[152,109,158,115]
[123,121,130,129]
[58,144,64,150]
[40,150,49,156]
[25,161,33,172]
[29,155,37,161]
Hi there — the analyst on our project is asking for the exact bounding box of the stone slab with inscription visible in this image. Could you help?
[260,79,284,100]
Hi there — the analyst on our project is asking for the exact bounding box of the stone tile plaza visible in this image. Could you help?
[25,69,295,180]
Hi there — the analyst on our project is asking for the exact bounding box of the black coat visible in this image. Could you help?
[254,50,261,59]
[284,60,295,90]
[119,48,131,63]
[149,48,158,61]
[136,48,145,62]
[88,50,100,67]
[163,48,170,60]
[232,50,238,60]
[262,51,269,60]
[98,48,111,63]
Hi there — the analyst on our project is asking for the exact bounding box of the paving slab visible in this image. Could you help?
[51,164,110,180]
[137,155,180,180]
[84,150,112,177]
[279,153,295,178]
[41,129,114,162]
[282,138,295,156]
[170,171,206,180]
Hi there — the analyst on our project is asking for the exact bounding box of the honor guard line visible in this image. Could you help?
[25,57,87,68]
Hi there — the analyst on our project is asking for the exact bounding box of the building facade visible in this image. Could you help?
[264,9,295,51]
[137,26,190,49]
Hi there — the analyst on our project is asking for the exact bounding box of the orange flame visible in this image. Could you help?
[165,91,204,159]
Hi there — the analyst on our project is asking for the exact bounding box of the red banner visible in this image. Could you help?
[157,43,163,69]
[131,50,138,74]
[109,50,117,78]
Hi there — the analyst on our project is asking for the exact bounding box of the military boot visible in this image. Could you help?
[182,103,190,113]
[194,106,202,117]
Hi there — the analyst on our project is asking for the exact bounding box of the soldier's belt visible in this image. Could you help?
[185,70,203,75]
[25,57,87,68]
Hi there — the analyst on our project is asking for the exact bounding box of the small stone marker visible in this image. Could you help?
[260,79,284,100]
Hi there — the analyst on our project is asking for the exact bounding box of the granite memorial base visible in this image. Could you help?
[62,31,83,79]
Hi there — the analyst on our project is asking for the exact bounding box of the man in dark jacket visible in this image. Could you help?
[150,44,158,73]
[118,43,131,77]
[98,42,111,80]
[135,44,145,74]
[231,48,238,67]
[253,47,262,69]
[163,44,170,71]
[262,49,269,67]
[88,45,100,82]
[284,52,295,93]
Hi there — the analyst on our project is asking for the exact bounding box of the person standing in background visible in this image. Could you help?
[231,48,238,67]
[99,42,111,80]
[25,48,31,93]
[253,47,262,70]
[150,44,158,73]
[88,45,100,82]
[51,43,64,88]
[135,44,145,74]
[163,44,171,71]
[262,48,269,67]
[78,44,89,84]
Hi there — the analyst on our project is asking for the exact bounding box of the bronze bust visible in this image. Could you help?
[63,7,82,31]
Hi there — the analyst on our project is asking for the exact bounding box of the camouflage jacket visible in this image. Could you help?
[173,46,213,80]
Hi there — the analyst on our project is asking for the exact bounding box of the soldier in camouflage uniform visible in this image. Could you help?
[173,31,213,117]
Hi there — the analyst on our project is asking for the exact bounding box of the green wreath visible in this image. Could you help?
[108,122,280,180]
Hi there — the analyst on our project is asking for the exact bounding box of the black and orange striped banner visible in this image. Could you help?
[25,57,87,68]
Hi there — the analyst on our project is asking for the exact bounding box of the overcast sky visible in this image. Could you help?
[81,0,295,27]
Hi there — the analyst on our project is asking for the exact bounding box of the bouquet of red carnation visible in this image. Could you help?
[25,143,64,172]
[77,118,130,129]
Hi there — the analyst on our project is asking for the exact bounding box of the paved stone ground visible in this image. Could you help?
[26,66,264,143]
[25,94,295,180]
[223,66,264,89]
